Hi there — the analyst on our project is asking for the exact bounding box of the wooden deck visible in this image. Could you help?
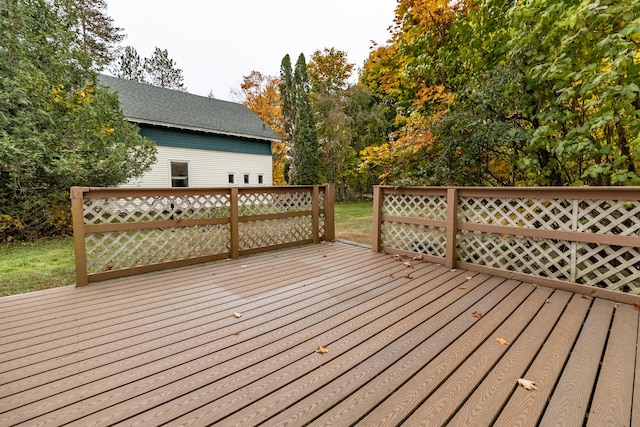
[1,242,639,426]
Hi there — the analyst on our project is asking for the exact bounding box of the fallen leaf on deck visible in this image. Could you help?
[389,274,395,278]
[517,378,537,391]
[323,255,328,258]
[403,262,414,268]
[315,346,330,354]
[240,264,248,268]
[545,299,550,304]
[451,269,457,272]
[404,273,413,279]
[466,276,472,280]
[633,303,640,311]
[104,266,113,271]
[412,254,423,261]
[232,331,240,336]
[582,294,593,300]
[233,312,242,318]
[472,310,483,318]
[458,286,467,290]
[496,337,509,345]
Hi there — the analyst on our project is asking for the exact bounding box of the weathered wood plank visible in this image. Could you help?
[538,298,615,427]
[586,302,638,427]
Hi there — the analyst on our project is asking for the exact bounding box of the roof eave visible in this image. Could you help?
[128,117,281,143]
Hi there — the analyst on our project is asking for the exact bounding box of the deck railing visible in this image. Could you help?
[373,186,640,296]
[71,185,335,285]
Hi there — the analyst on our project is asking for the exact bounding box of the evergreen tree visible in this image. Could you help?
[0,0,156,240]
[291,53,320,185]
[74,0,124,67]
[144,47,186,91]
[110,45,146,82]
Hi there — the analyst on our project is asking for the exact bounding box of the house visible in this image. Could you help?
[98,74,281,188]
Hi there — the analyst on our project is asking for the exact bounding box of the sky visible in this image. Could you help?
[105,1,397,101]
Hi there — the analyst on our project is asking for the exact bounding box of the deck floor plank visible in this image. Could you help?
[423,289,573,426]
[586,303,638,427]
[0,242,638,427]
[492,293,592,427]
[538,298,616,427]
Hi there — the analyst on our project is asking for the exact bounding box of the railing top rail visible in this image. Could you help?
[71,185,329,200]
[375,185,640,199]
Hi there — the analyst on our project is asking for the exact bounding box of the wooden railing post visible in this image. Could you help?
[445,188,458,269]
[323,183,335,241]
[372,186,383,252]
[70,187,89,286]
[312,186,320,244]
[230,187,239,259]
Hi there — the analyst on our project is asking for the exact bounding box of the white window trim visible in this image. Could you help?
[170,160,190,188]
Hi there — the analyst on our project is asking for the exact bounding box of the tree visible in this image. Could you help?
[290,53,320,185]
[74,0,124,67]
[279,54,295,153]
[144,47,186,91]
[0,0,156,240]
[110,45,146,82]
[233,71,287,185]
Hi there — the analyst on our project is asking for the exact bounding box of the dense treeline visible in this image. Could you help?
[238,0,638,195]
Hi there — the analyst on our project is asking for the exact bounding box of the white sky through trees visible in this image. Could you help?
[106,0,396,100]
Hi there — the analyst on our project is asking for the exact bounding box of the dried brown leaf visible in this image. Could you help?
[389,274,395,278]
[472,310,483,319]
[458,286,467,290]
[496,337,509,345]
[232,331,240,336]
[517,378,538,391]
[403,261,414,268]
[582,294,593,300]
[404,273,413,279]
[412,254,424,261]
[466,276,473,280]
[233,312,242,318]
[315,346,330,354]
[240,264,248,268]
[633,303,640,311]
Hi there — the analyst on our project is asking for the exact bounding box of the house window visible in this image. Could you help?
[228,173,235,184]
[171,161,189,187]
[258,174,264,184]
[244,174,250,185]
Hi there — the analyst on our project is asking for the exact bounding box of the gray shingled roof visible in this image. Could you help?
[98,74,281,142]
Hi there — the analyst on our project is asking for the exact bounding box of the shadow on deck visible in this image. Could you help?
[1,242,638,426]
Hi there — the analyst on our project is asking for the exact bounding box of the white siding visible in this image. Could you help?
[121,146,273,188]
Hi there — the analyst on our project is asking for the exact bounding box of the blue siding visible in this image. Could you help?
[139,125,272,156]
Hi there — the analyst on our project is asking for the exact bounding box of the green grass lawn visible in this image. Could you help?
[0,201,374,296]
[334,201,373,245]
[0,237,75,296]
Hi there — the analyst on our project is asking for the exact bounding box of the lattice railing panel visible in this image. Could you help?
[83,194,231,224]
[575,243,640,293]
[456,230,572,280]
[383,194,447,219]
[458,197,574,230]
[577,199,640,236]
[85,224,230,274]
[239,191,313,216]
[239,217,313,250]
[381,222,447,258]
